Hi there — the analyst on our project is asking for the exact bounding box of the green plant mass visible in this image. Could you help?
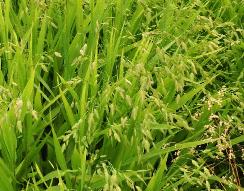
[0,0,243,190]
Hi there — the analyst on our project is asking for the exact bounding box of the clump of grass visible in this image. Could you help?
[0,0,243,190]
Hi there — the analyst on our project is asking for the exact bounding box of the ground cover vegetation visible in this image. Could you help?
[0,0,243,190]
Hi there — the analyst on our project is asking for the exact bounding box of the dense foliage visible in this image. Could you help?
[0,0,243,190]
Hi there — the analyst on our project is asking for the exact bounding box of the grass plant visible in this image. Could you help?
[0,0,243,190]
